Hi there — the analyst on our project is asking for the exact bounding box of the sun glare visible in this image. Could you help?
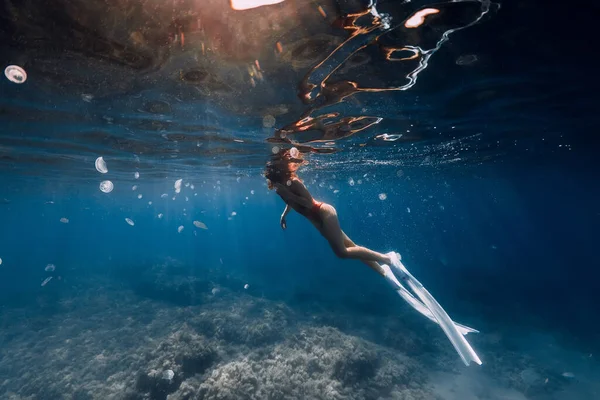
[404,8,440,28]
[230,0,286,11]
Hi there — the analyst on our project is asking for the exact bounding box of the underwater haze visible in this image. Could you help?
[1,0,599,399]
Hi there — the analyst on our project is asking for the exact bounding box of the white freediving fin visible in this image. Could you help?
[380,264,478,336]
[388,255,482,366]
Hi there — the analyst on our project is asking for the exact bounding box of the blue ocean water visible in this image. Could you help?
[1,0,599,399]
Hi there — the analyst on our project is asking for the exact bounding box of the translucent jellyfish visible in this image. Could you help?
[4,65,27,84]
[456,54,478,66]
[177,225,184,233]
[99,180,114,193]
[396,170,404,177]
[185,182,190,187]
[244,284,249,289]
[290,147,299,158]
[211,287,220,295]
[148,201,152,205]
[95,156,108,173]
[250,190,255,195]
[161,193,168,198]
[193,220,208,229]
[158,213,163,219]
[231,211,237,216]
[185,196,189,202]
[262,114,276,128]
[174,179,182,193]
[190,184,195,190]
[132,185,138,191]
[125,218,135,226]
[0,257,3,265]
[407,207,411,213]
[378,193,387,200]
[134,171,140,179]
[60,217,69,223]
[348,178,355,186]
[271,146,280,154]
[137,194,142,199]
[45,264,56,272]
[333,189,340,194]
[81,94,94,103]
[41,277,53,287]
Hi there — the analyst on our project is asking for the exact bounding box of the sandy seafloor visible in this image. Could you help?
[1,258,598,400]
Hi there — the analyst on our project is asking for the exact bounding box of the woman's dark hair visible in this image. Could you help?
[264,148,303,189]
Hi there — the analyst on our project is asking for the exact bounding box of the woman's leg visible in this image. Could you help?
[341,231,385,275]
[319,205,391,267]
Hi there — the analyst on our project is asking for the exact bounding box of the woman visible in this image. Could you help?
[265,148,483,367]
[265,148,399,277]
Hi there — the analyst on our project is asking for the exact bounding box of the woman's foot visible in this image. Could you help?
[385,251,408,280]
[385,251,401,267]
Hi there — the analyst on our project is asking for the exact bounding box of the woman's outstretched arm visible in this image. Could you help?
[280,204,291,229]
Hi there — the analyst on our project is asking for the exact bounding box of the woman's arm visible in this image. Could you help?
[280,204,291,229]
[274,183,313,208]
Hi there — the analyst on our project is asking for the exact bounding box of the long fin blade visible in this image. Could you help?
[399,264,482,366]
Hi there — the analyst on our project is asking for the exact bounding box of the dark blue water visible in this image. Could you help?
[1,0,599,399]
